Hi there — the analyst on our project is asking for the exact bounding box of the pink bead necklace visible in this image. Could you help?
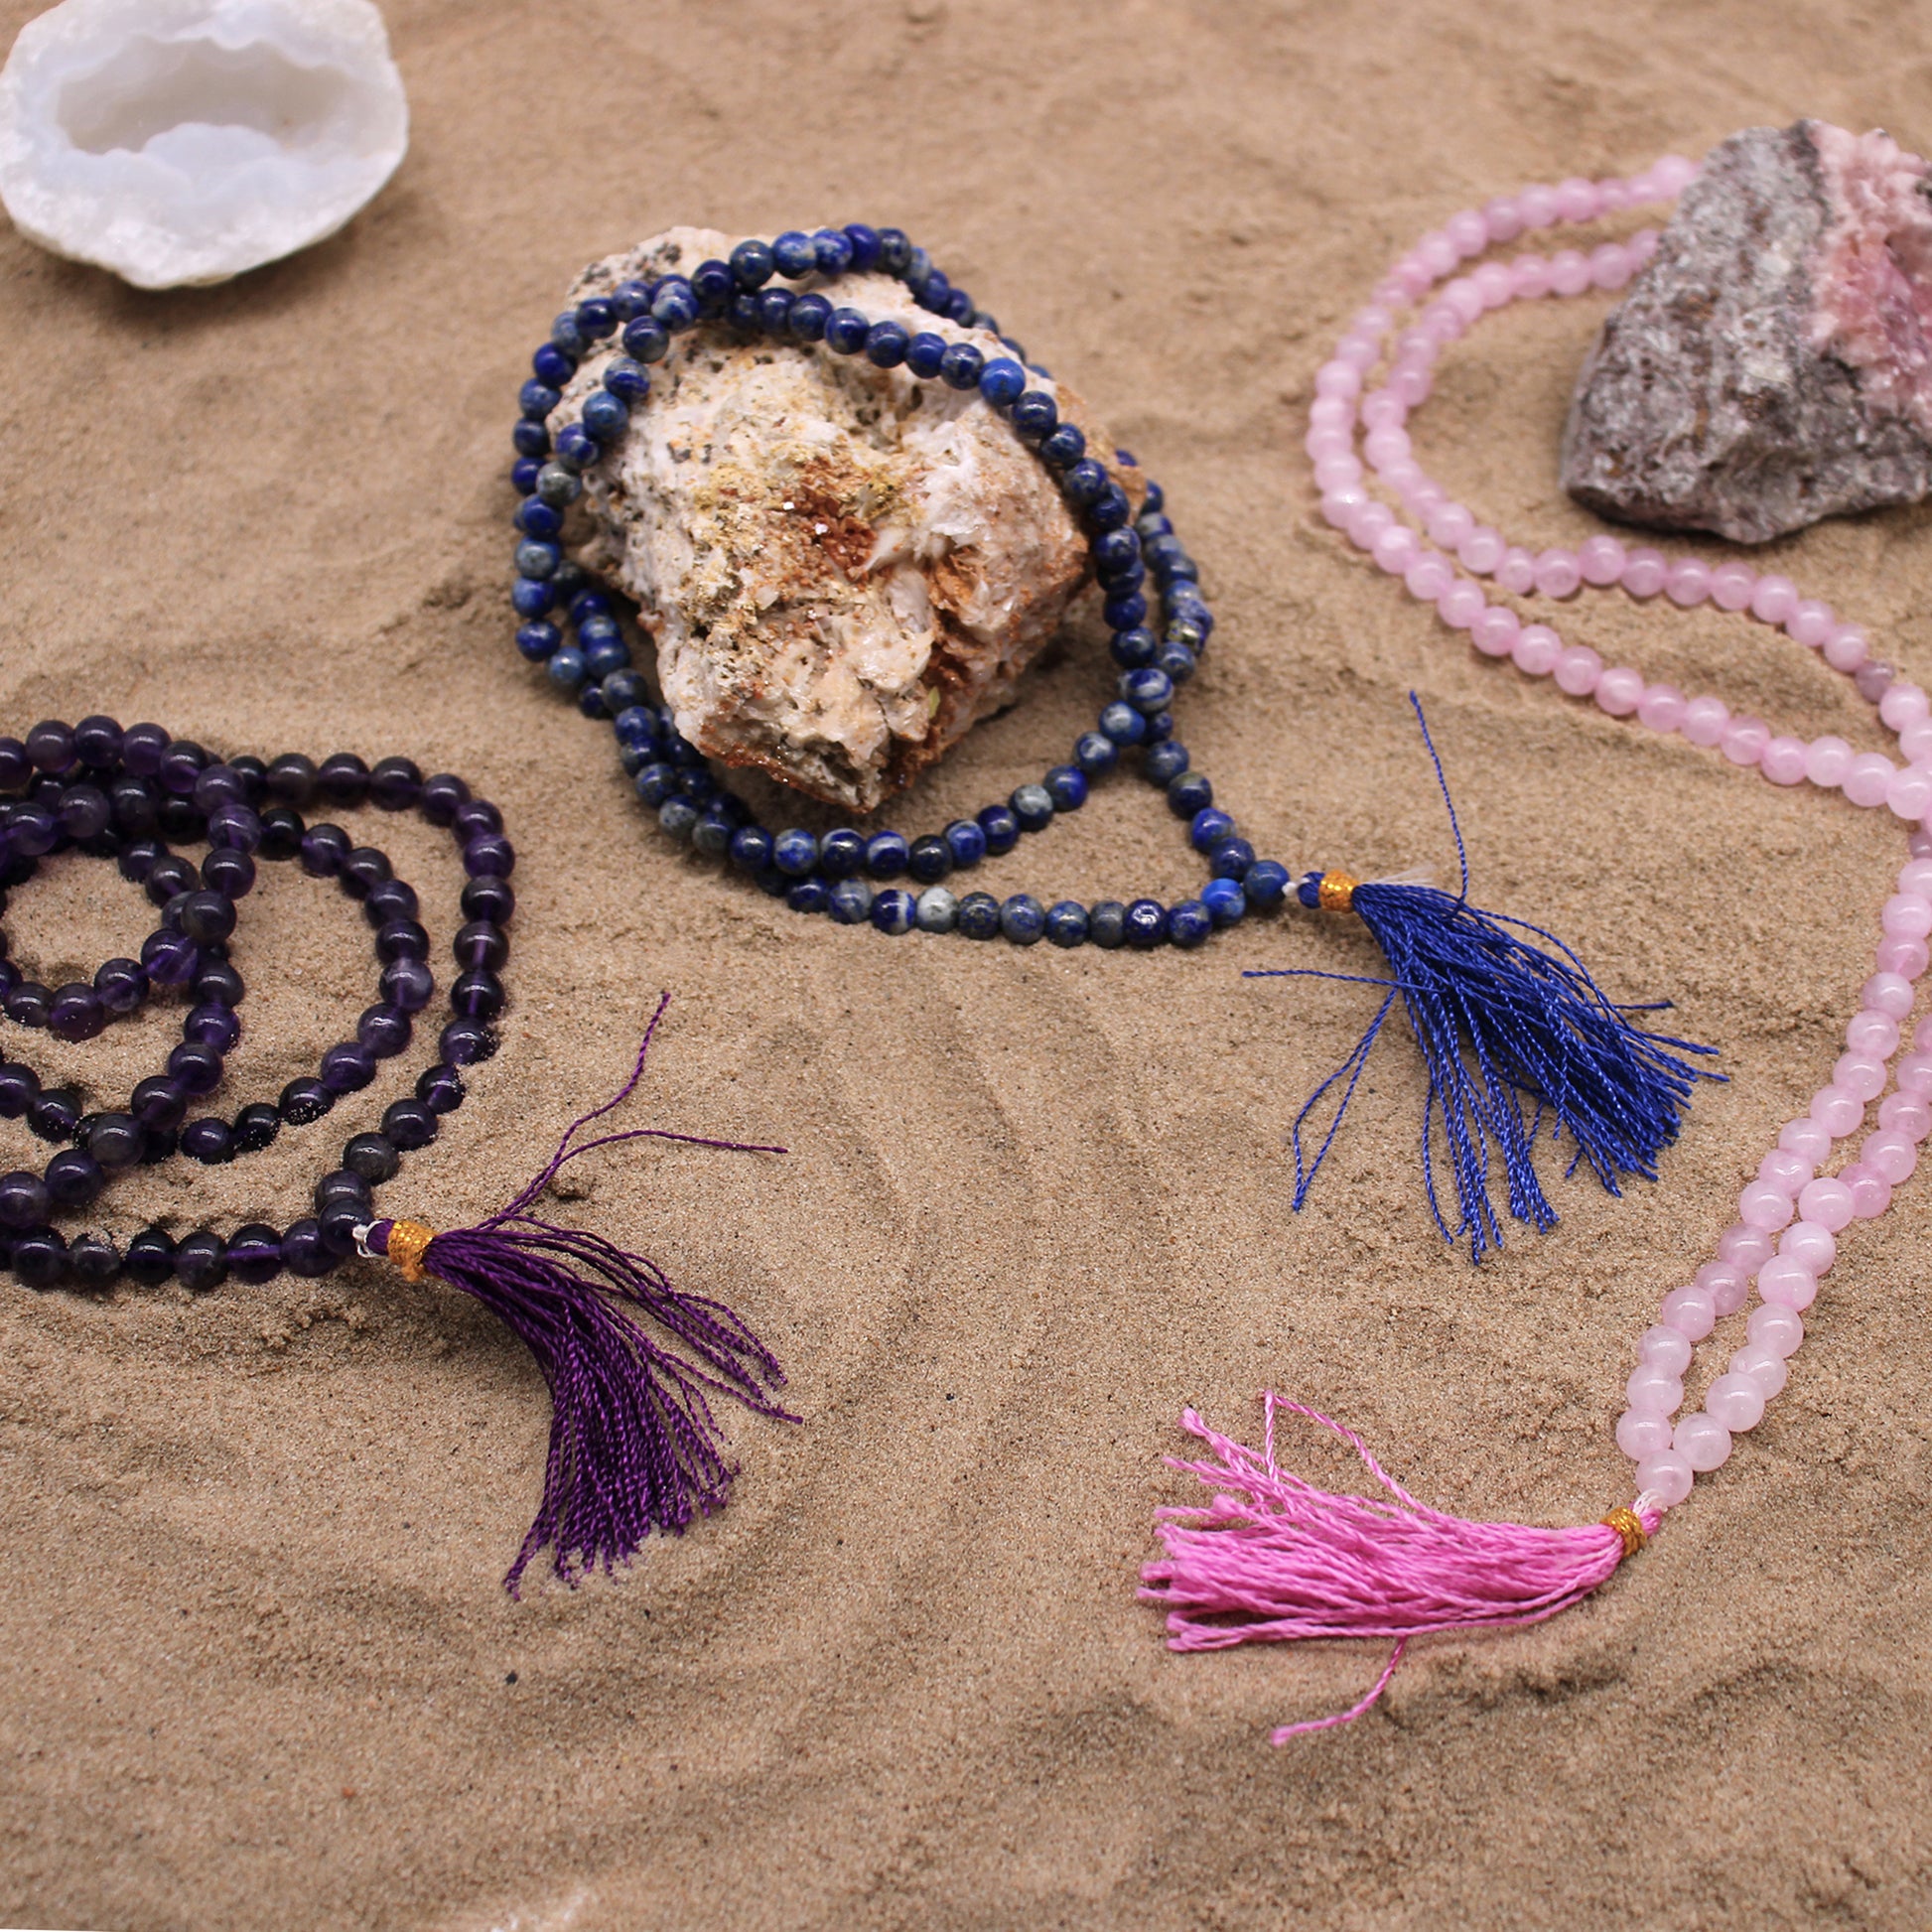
[1143,151,1932,1739]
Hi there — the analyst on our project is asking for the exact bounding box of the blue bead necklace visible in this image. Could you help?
[502,222,1296,952]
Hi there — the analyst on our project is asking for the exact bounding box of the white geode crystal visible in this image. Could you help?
[557,228,1141,815]
[0,0,407,289]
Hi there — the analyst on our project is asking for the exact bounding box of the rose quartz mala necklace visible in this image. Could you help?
[1142,150,1932,1740]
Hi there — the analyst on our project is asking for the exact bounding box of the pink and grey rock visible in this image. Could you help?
[553,228,1139,815]
[1562,121,1932,545]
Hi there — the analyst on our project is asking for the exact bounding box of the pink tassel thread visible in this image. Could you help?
[1139,1395,1657,1743]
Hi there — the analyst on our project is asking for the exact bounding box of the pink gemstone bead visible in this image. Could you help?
[1760,736,1809,785]
[1878,1090,1932,1141]
[1356,394,1404,434]
[1307,427,1355,462]
[1888,767,1932,821]
[1344,500,1394,549]
[1427,500,1475,549]
[1388,362,1432,407]
[1748,1305,1805,1358]
[1472,260,1514,309]
[1681,695,1729,748]
[1915,1015,1932,1051]
[1833,1052,1887,1101]
[1861,970,1915,1020]
[1333,333,1381,371]
[1778,1220,1836,1274]
[1554,176,1600,221]
[1616,1409,1674,1459]
[1314,360,1363,400]
[1438,581,1486,629]
[1320,488,1368,530]
[1441,280,1485,327]
[1637,684,1688,734]
[1578,536,1626,586]
[1804,736,1854,787]
[1778,1116,1834,1165]
[1483,195,1525,242]
[1863,1129,1918,1184]
[1512,623,1562,676]
[1720,716,1770,765]
[1809,1085,1865,1136]
[1659,1285,1717,1340]
[1518,184,1560,227]
[1730,1345,1789,1399]
[1405,553,1455,602]
[1875,934,1931,978]
[1626,1363,1684,1414]
[1639,1324,1694,1375]
[1372,525,1422,575]
[1749,574,1797,623]
[1897,1050,1932,1096]
[1664,559,1713,607]
[1787,599,1836,647]
[1533,548,1582,598]
[1674,1412,1732,1472]
[1508,252,1553,299]
[1882,892,1932,938]
[1840,1161,1891,1218]
[1847,1009,1901,1056]
[1797,1175,1856,1231]
[1694,1260,1750,1317]
[1471,605,1521,657]
[1822,621,1869,671]
[1589,242,1633,290]
[1457,527,1506,575]
[1548,249,1591,296]
[1309,395,1354,431]
[1314,454,1365,491]
[1844,754,1898,807]
[1634,1449,1695,1508]
[1737,1179,1795,1231]
[1705,1372,1766,1433]
[1554,645,1603,696]
[1446,207,1488,256]
[1594,666,1644,716]
[1363,426,1413,469]
[1880,682,1931,730]
[1621,547,1669,597]
[1756,1254,1819,1311]
[1416,230,1459,277]
[1757,1148,1812,1192]
[1718,1222,1774,1272]
[1903,719,1932,764]
[1899,857,1932,897]
[1496,548,1537,596]
[1710,561,1756,612]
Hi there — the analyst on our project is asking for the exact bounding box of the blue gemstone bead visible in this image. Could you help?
[978,357,1026,406]
[1044,765,1087,811]
[944,288,975,325]
[999,895,1045,944]
[772,230,817,278]
[651,280,699,332]
[1145,709,1175,745]
[612,279,652,321]
[827,878,873,923]
[582,390,628,440]
[729,825,773,872]
[810,828,862,880]
[939,343,984,391]
[1010,390,1057,441]
[1138,510,1173,540]
[826,308,869,353]
[759,288,793,333]
[1089,483,1132,531]
[943,818,986,868]
[511,577,554,618]
[843,223,882,271]
[614,705,655,747]
[1109,627,1158,670]
[515,538,559,579]
[1144,740,1189,785]
[554,423,599,469]
[728,292,760,330]
[976,803,1019,855]
[691,258,734,310]
[515,621,561,661]
[1191,807,1236,852]
[1104,592,1149,632]
[914,887,958,933]
[1246,860,1290,909]
[1009,784,1054,833]
[603,669,648,711]
[1209,836,1255,880]
[865,831,909,880]
[911,264,949,311]
[906,332,947,378]
[584,637,629,678]
[730,238,774,288]
[532,343,574,386]
[622,317,670,362]
[1168,899,1212,948]
[1099,701,1147,746]
[956,892,1001,940]
[1074,731,1118,774]
[511,420,550,458]
[520,378,561,419]
[906,836,951,884]
[634,761,679,806]
[547,649,588,696]
[871,889,916,935]
[1044,900,1088,947]
[814,227,855,275]
[659,796,700,842]
[570,589,611,624]
[772,828,819,877]
[865,320,909,367]
[514,497,562,539]
[786,876,831,915]
[1093,528,1140,574]
[1038,423,1085,469]
[576,297,617,339]
[1087,900,1128,948]
[876,226,912,274]
[1124,899,1169,948]
[1122,668,1173,714]
[1158,641,1197,685]
[693,812,734,856]
[1061,459,1107,507]
[1200,878,1246,927]
[789,293,831,343]
[1168,771,1213,818]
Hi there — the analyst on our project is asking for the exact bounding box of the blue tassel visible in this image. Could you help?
[1248,697,1718,1262]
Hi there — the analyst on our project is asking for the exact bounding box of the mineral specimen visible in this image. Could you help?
[0,0,408,290]
[1562,121,1932,544]
[552,228,1141,815]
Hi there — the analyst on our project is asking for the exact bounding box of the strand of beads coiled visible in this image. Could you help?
[502,222,1315,950]
[0,717,512,1294]
[1307,152,1932,1518]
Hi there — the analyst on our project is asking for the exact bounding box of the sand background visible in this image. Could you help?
[4,1,1931,1926]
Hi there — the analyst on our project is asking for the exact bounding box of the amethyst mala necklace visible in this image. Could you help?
[0,723,789,1591]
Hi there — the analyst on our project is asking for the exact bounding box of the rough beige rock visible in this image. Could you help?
[554,227,1139,814]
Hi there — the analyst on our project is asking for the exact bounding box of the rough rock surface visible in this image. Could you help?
[1562,121,1932,544]
[554,228,1138,814]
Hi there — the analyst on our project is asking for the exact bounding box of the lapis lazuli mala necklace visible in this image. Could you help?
[0,723,790,1591]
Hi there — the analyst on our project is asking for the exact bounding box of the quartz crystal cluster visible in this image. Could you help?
[0,0,408,289]
[1563,121,1932,543]
[554,228,1139,814]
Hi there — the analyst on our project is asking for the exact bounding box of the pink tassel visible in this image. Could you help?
[1139,1395,1656,1743]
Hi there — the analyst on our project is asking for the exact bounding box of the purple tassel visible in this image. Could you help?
[360,995,794,1593]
